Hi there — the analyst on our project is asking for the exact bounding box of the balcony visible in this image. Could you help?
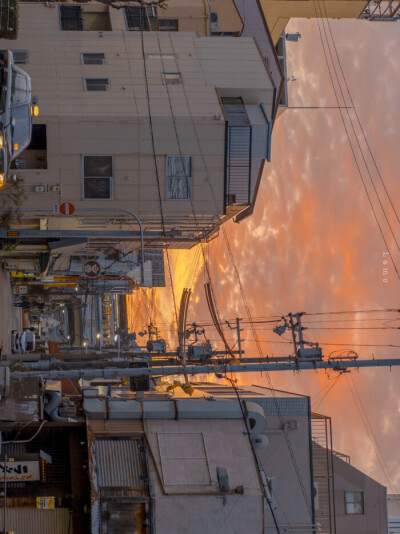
[223,97,271,208]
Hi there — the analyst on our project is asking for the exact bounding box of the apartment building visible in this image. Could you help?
[0,1,277,251]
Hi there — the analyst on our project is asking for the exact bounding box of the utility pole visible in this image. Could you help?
[10,357,400,380]
[226,318,244,360]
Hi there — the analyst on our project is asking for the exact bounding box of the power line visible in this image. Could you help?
[319,0,400,226]
[346,374,400,494]
[310,0,400,280]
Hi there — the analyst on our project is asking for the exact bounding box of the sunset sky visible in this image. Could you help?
[128,17,400,492]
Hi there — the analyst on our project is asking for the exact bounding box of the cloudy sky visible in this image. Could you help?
[128,17,400,491]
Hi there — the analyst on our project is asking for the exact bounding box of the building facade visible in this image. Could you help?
[0,1,276,248]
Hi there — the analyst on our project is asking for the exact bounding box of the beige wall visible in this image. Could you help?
[0,4,274,244]
[260,414,315,534]
[145,417,264,534]
[259,0,367,44]
[333,453,388,534]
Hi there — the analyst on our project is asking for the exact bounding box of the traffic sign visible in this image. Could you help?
[60,202,75,216]
[83,260,101,278]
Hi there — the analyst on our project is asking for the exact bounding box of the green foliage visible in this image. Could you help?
[0,0,18,39]
[5,176,26,209]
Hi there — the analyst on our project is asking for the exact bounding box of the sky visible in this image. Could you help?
[128,17,400,492]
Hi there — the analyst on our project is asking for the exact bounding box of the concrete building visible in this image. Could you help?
[388,494,400,533]
[0,1,276,250]
[0,373,390,534]
[332,450,388,534]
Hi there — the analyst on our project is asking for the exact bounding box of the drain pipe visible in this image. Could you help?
[44,391,76,423]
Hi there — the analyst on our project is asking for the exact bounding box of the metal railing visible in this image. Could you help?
[311,413,336,534]
[359,0,400,20]
[223,98,252,206]
[225,125,252,205]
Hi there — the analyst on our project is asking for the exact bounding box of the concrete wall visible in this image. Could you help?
[259,414,315,534]
[145,417,265,534]
[333,453,388,534]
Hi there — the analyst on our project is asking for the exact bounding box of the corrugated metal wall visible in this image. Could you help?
[95,438,146,489]
[0,508,70,534]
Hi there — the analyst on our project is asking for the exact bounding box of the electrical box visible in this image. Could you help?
[187,343,212,360]
[146,339,166,353]
[297,347,323,360]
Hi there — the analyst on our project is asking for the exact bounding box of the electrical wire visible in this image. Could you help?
[3,420,47,444]
[319,0,400,226]
[346,374,400,495]
[311,0,400,280]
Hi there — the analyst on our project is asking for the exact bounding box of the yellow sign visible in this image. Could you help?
[36,497,55,509]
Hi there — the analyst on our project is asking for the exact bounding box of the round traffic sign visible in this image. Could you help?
[83,260,101,278]
[60,202,75,216]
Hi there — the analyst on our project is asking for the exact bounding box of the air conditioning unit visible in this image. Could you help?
[34,185,46,193]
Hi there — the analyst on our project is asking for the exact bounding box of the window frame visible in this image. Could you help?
[344,492,364,515]
[146,53,176,60]
[124,5,157,31]
[162,72,182,86]
[59,5,83,31]
[12,50,29,65]
[81,53,106,65]
[158,19,178,31]
[165,155,192,200]
[83,78,109,91]
[82,155,114,200]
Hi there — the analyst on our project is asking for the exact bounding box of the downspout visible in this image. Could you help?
[44,390,76,422]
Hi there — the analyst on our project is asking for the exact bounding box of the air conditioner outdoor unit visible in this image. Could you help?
[34,186,46,193]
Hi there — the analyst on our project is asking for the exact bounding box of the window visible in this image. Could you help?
[60,5,111,31]
[60,5,83,30]
[146,54,176,60]
[84,78,109,91]
[81,53,105,65]
[345,492,364,515]
[166,156,191,199]
[125,6,157,31]
[83,156,113,199]
[158,19,178,31]
[162,72,182,85]
[12,50,28,64]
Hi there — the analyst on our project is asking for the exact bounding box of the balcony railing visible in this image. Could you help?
[223,98,252,206]
[359,0,400,20]
[225,124,252,205]
[311,413,336,534]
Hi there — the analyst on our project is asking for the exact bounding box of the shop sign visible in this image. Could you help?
[0,461,40,482]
